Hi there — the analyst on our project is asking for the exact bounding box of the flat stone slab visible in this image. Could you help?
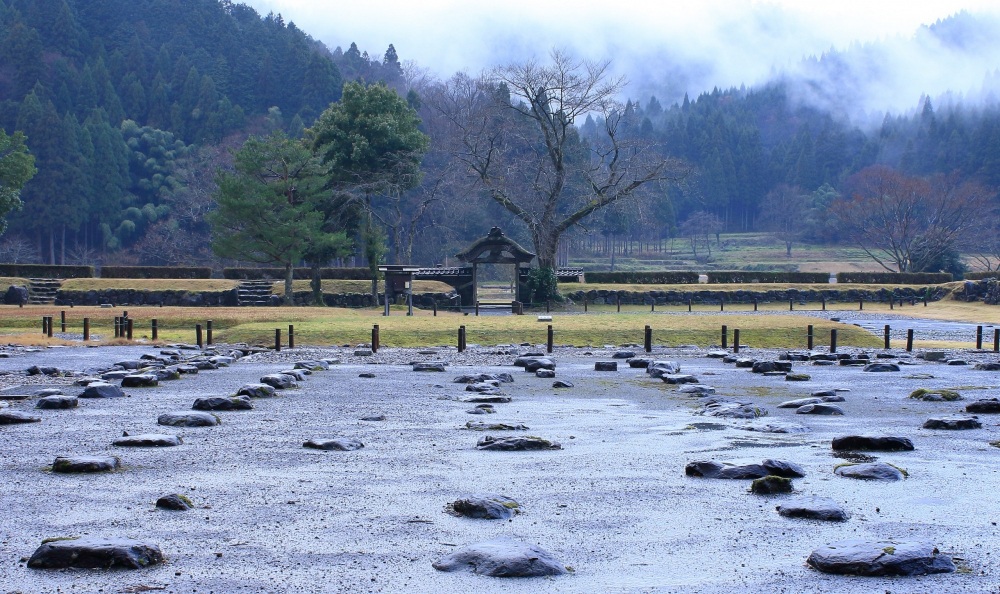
[120,374,158,388]
[192,396,253,411]
[446,495,521,519]
[0,410,42,424]
[535,369,555,378]
[740,421,810,434]
[260,374,297,389]
[835,462,905,481]
[236,383,276,398]
[157,411,219,427]
[36,395,78,410]
[79,382,125,399]
[973,362,1000,371]
[778,397,822,408]
[432,538,566,577]
[413,361,447,372]
[476,435,561,451]
[678,384,716,395]
[796,403,844,415]
[52,455,120,473]
[294,360,329,371]
[661,373,698,384]
[462,395,512,403]
[685,461,769,479]
[647,361,680,377]
[113,434,182,447]
[594,361,618,371]
[464,421,528,431]
[552,380,574,388]
[832,435,914,451]
[863,363,900,372]
[628,358,652,368]
[777,496,849,521]
[466,382,501,394]
[27,536,164,570]
[967,398,1000,413]
[303,437,364,451]
[454,373,514,384]
[698,398,766,419]
[923,415,981,430]
[807,539,955,576]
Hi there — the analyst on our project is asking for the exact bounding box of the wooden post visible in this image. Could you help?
[994,328,999,353]
[688,298,692,312]
[977,325,983,350]
[113,317,120,338]
[547,324,553,354]
[651,301,655,313]
[152,319,158,341]
[475,300,480,316]
[733,329,740,354]
[617,294,621,313]
[458,325,466,353]
[859,299,863,311]
[644,325,652,353]
[41,316,47,336]
[126,318,133,340]
[720,298,724,312]
[584,297,588,312]
[906,329,914,352]
[721,325,728,349]
[889,297,894,310]
[884,324,890,349]
[274,328,281,352]
[47,316,53,337]
[206,320,213,345]
[432,301,437,316]
[821,297,826,311]
[807,325,814,350]
[830,329,838,353]
[196,324,203,348]
[60,310,66,332]
[789,299,794,311]
[372,324,380,352]
[83,318,90,341]
[288,324,294,349]
[753,299,757,311]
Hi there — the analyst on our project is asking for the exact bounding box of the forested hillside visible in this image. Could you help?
[0,0,998,274]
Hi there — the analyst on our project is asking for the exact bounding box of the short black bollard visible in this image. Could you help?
[152,319,158,341]
[821,298,826,311]
[807,324,814,350]
[977,325,983,350]
[126,319,133,340]
[47,316,53,338]
[651,301,655,313]
[60,310,66,332]
[433,301,437,316]
[41,316,47,336]
[733,329,740,353]
[206,320,213,346]
[475,300,480,316]
[458,325,466,353]
[688,298,692,312]
[830,329,838,353]
[644,325,652,353]
[584,297,588,312]
[196,324,203,348]
[721,325,728,349]
[789,299,794,311]
[859,299,863,311]
[547,324,553,354]
[113,317,120,338]
[889,298,894,310]
[83,318,90,341]
[753,299,758,311]
[274,328,281,352]
[994,328,999,353]
[617,295,621,313]
[288,324,294,349]
[884,324,890,349]
[720,298,724,312]
[372,324,379,352]
[906,329,914,352]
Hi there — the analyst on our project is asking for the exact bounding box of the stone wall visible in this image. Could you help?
[564,286,945,306]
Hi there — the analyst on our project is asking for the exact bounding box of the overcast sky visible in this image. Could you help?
[248,0,1000,117]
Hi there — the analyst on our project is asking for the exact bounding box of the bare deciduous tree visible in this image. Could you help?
[758,184,806,257]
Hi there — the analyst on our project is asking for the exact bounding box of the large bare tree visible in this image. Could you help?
[428,49,685,270]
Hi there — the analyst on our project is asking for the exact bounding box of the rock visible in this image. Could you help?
[699,398,767,419]
[175,364,199,374]
[832,435,914,451]
[535,369,555,378]
[34,388,64,397]
[796,403,844,415]
[974,362,1000,371]
[785,373,811,381]
[685,460,769,479]
[361,414,386,421]
[454,373,514,384]
[811,389,838,397]
[524,358,555,372]
[647,361,680,377]
[52,455,120,473]
[120,374,158,388]
[751,475,793,494]
[966,398,1000,413]
[923,415,982,430]
[157,411,219,427]
[277,369,308,381]
[27,536,163,570]
[777,496,849,521]
[152,368,181,381]
[413,361,447,372]
[466,382,501,394]
[303,438,364,451]
[863,363,900,372]
[236,383,276,398]
[740,421,810,434]
[354,349,374,357]
[465,421,528,431]
[0,410,42,424]
[36,395,78,410]
[778,397,822,408]
[553,380,574,388]
[260,374,297,389]
[467,404,495,414]
[806,539,955,576]
[946,359,967,366]
[909,388,962,401]
[611,350,635,359]
[594,361,618,371]
[923,351,947,361]
[463,395,512,403]
[79,382,125,399]
[835,462,905,481]
[813,360,836,366]
[752,361,792,373]
[156,494,193,511]
[101,370,131,381]
[358,372,376,378]
[627,358,652,368]
[706,350,729,358]
[661,373,698,384]
[4,285,28,305]
[678,384,716,395]
[294,360,329,371]
[192,396,253,411]
[432,538,566,577]
[446,495,521,519]
[191,360,218,371]
[762,459,806,478]
[113,434,182,447]
[27,365,61,376]
[476,435,561,451]
[734,358,755,368]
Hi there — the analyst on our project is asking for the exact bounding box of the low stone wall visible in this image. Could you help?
[564,286,945,305]
[953,279,1000,305]
[54,288,457,308]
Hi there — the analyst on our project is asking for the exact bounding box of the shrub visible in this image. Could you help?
[963,271,1000,281]
[223,267,371,280]
[101,266,213,279]
[836,272,953,284]
[584,271,700,284]
[525,267,559,303]
[706,271,830,283]
[0,264,93,278]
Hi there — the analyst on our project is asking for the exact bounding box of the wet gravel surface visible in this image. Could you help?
[1,342,999,593]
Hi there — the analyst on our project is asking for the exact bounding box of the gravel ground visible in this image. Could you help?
[1,339,999,593]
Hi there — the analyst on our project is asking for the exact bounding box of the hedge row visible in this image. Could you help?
[101,266,213,279]
[223,267,372,280]
[0,264,93,278]
[962,271,1000,281]
[836,272,953,284]
[583,271,700,284]
[706,271,831,284]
